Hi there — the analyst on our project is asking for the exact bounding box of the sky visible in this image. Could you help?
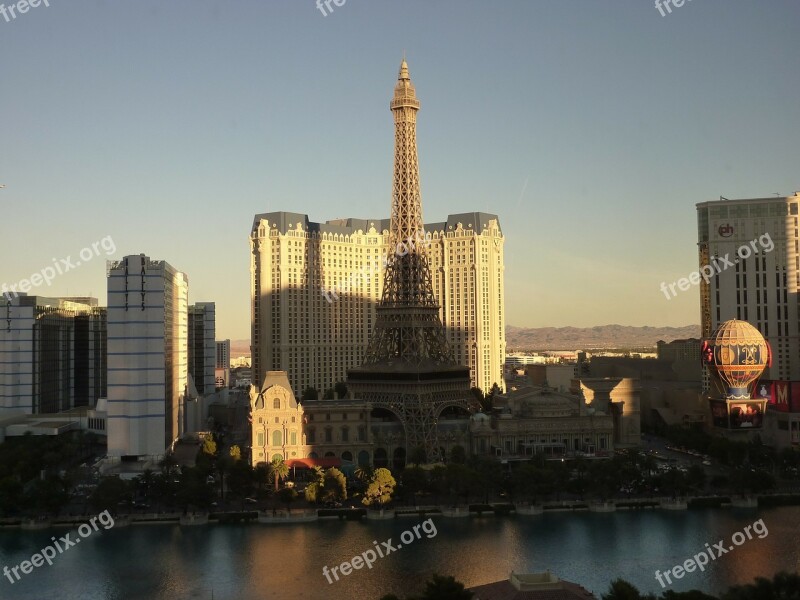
[1,0,799,341]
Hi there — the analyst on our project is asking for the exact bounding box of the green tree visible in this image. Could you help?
[686,465,706,491]
[334,381,348,399]
[268,457,289,492]
[278,487,298,512]
[90,477,130,514]
[722,571,800,600]
[408,446,427,466]
[323,467,348,502]
[602,579,646,600]
[449,445,467,464]
[304,481,321,503]
[229,445,242,461]
[363,467,397,507]
[419,574,473,600]
[662,591,717,600]
[302,387,319,401]
[176,467,214,512]
[355,465,374,485]
[401,466,427,505]
[226,460,255,505]
[202,437,217,457]
[0,477,23,516]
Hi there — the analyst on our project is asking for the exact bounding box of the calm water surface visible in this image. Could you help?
[1,507,798,600]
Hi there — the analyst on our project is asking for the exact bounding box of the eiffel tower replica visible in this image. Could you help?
[347,59,471,463]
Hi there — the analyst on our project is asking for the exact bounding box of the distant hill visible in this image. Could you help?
[230,339,251,358]
[230,324,701,356]
[506,324,701,351]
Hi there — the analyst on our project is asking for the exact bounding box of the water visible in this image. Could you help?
[1,507,798,600]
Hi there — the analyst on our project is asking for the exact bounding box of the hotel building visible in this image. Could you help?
[106,254,188,458]
[697,193,800,448]
[249,212,505,395]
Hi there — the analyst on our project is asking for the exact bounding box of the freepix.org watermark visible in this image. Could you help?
[1,0,50,23]
[3,510,115,585]
[321,229,432,303]
[655,0,692,17]
[316,0,345,17]
[322,518,438,584]
[660,233,774,300]
[1,236,116,301]
[654,518,768,589]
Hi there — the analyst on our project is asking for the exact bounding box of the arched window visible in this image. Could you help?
[290,430,297,445]
[273,398,281,409]
[272,430,282,446]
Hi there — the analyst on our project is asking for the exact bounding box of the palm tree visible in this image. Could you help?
[268,457,289,492]
[355,465,374,485]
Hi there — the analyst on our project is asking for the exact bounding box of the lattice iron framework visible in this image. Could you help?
[348,60,471,463]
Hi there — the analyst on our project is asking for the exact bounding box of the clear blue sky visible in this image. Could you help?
[2,0,799,340]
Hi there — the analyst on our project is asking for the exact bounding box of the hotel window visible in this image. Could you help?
[307,428,316,443]
[325,428,332,442]
[257,432,265,447]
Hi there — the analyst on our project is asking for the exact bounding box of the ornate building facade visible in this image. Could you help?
[249,370,469,468]
[471,385,615,458]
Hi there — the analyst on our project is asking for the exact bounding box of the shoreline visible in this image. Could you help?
[1,492,798,530]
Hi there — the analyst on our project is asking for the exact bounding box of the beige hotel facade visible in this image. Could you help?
[250,211,505,397]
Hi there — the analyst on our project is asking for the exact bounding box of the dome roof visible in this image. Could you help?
[709,319,766,347]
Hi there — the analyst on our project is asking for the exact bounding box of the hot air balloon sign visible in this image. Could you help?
[702,320,771,400]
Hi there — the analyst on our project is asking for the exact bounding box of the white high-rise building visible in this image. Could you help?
[250,212,505,396]
[106,254,188,458]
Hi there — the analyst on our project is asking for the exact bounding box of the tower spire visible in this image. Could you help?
[347,60,471,463]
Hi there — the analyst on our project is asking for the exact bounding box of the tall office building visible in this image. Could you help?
[216,339,230,369]
[106,254,188,458]
[697,194,800,381]
[215,339,231,388]
[0,295,106,414]
[188,302,216,396]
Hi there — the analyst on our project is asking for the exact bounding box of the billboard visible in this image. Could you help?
[772,381,791,413]
[710,400,729,428]
[729,401,765,429]
[762,380,800,413]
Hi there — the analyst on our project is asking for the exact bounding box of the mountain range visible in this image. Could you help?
[505,324,700,351]
[229,324,701,357]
